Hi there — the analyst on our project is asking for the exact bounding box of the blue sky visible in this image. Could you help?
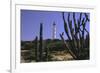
[21,10,90,41]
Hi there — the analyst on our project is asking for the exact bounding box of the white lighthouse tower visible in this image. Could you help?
[52,22,56,40]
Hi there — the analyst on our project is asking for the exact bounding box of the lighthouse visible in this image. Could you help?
[52,22,56,40]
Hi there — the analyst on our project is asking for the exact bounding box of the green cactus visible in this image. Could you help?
[34,36,39,62]
[35,23,48,62]
[62,12,71,40]
[39,23,43,61]
[61,12,90,60]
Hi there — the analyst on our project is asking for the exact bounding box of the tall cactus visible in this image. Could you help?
[34,36,39,62]
[62,12,78,57]
[35,23,48,62]
[61,12,90,60]
[39,23,43,61]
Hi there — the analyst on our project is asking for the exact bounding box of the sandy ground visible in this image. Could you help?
[21,50,73,63]
[50,51,73,61]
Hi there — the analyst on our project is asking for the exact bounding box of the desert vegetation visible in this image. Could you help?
[21,12,89,63]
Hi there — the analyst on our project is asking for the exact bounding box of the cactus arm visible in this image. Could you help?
[60,33,77,59]
[84,13,89,22]
[62,12,71,40]
[73,13,78,33]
